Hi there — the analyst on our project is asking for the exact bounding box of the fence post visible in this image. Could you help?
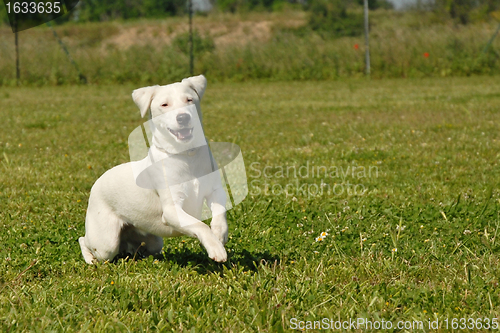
[188,0,194,76]
[15,16,20,85]
[363,0,371,76]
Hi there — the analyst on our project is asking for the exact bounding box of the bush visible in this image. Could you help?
[0,2,9,26]
[77,0,185,22]
[306,0,363,37]
[172,30,216,56]
[216,0,284,13]
[356,0,394,10]
[142,0,186,17]
[433,0,500,24]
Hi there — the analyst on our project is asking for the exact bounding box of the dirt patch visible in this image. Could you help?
[212,21,272,47]
[103,24,180,50]
[101,15,306,50]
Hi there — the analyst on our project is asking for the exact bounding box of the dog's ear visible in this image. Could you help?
[182,75,207,100]
[132,85,158,118]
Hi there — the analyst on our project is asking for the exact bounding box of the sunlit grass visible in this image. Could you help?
[1,76,500,331]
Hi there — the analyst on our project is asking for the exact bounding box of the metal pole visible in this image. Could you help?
[15,31,20,85]
[188,0,194,76]
[14,16,20,85]
[363,0,370,76]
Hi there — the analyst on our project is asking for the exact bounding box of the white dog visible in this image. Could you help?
[79,75,228,264]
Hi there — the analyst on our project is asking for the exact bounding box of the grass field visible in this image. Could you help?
[1,76,500,331]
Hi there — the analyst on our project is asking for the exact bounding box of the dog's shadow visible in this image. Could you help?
[114,247,281,275]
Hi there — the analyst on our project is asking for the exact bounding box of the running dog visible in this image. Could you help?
[79,75,228,264]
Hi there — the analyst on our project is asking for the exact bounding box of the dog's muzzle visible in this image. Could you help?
[168,127,193,141]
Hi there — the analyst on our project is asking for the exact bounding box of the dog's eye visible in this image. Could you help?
[161,103,168,107]
[187,98,193,103]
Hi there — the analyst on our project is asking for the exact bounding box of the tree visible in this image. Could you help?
[434,0,500,25]
[307,0,363,37]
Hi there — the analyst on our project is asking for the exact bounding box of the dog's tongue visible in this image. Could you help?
[178,128,191,139]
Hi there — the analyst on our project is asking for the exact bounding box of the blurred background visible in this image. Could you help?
[0,0,499,85]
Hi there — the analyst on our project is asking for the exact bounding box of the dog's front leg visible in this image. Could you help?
[207,187,228,245]
[157,189,227,262]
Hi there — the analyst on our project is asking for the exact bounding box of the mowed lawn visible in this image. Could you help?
[1,76,500,331]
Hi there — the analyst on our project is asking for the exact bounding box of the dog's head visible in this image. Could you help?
[131,75,207,153]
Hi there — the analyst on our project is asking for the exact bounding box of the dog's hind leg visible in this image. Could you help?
[119,225,165,259]
[80,203,123,264]
[79,237,97,264]
[141,233,164,257]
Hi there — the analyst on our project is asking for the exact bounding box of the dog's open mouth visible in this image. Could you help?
[168,128,193,141]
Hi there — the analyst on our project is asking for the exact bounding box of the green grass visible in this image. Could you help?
[1,76,500,331]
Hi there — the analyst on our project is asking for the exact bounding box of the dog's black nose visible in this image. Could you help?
[176,113,191,125]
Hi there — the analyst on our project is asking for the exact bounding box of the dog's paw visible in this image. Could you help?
[206,241,227,263]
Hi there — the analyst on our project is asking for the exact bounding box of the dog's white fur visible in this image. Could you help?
[79,75,228,263]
